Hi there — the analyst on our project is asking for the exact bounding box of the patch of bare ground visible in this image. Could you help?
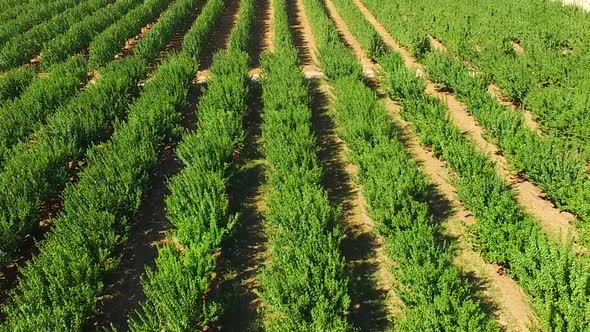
[198,0,242,72]
[251,0,274,65]
[309,77,401,330]
[352,0,581,249]
[511,40,525,55]
[286,0,323,77]
[322,0,538,329]
[213,80,267,332]
[87,143,183,331]
[87,79,202,330]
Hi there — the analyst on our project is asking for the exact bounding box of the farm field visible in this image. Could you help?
[0,0,589,331]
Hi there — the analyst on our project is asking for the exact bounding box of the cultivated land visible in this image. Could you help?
[0,0,589,331]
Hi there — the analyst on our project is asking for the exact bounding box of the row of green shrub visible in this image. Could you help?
[0,0,111,71]
[256,0,350,330]
[422,50,590,241]
[0,0,35,23]
[0,0,223,325]
[358,0,590,161]
[0,55,87,167]
[41,0,145,68]
[0,66,35,105]
[88,0,174,68]
[380,51,590,332]
[324,1,590,328]
[0,0,202,285]
[0,0,84,46]
[306,0,498,329]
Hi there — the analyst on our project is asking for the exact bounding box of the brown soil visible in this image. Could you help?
[198,0,242,71]
[87,143,181,331]
[511,40,525,55]
[251,0,274,65]
[286,0,323,75]
[214,80,267,332]
[323,0,538,329]
[309,79,402,330]
[352,0,580,248]
[322,0,374,78]
[428,35,448,52]
[487,83,543,136]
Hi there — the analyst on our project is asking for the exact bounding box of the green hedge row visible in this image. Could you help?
[0,66,35,105]
[128,0,253,327]
[0,0,204,291]
[305,0,498,329]
[0,56,87,166]
[41,0,145,68]
[256,0,350,330]
[0,0,226,328]
[88,0,174,68]
[0,0,84,47]
[133,0,204,63]
[0,0,111,71]
[380,51,590,332]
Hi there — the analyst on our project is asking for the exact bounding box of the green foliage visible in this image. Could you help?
[0,53,196,332]
[133,0,203,63]
[256,0,350,330]
[88,0,173,68]
[0,0,84,46]
[130,49,249,332]
[380,53,590,331]
[182,0,226,61]
[413,34,432,59]
[0,55,87,167]
[301,0,361,80]
[41,0,144,68]
[0,66,35,105]
[0,0,111,70]
[421,50,590,235]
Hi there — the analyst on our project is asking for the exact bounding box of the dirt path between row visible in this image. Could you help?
[352,0,580,248]
[322,0,537,329]
[291,0,403,329]
[215,79,267,332]
[213,1,274,329]
[286,0,323,78]
[426,36,543,136]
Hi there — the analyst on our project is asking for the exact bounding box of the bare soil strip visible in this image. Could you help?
[427,35,543,136]
[322,0,537,329]
[251,0,274,65]
[211,1,275,329]
[89,144,182,330]
[214,80,267,332]
[285,0,323,77]
[352,0,580,246]
[198,0,242,72]
[290,0,403,328]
